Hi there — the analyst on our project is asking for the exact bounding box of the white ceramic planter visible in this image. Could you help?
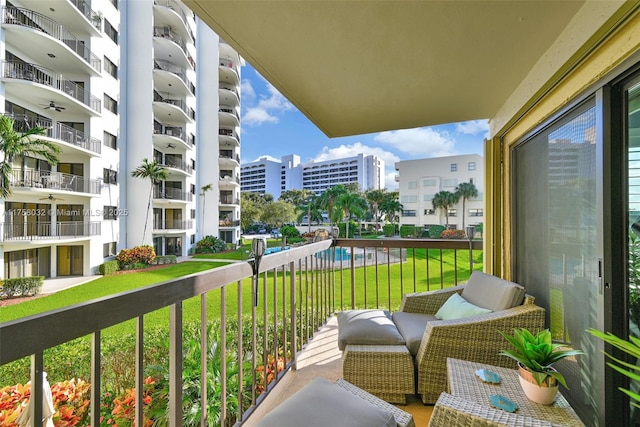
[518,364,558,405]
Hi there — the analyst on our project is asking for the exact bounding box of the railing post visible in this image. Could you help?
[290,261,297,370]
[169,302,183,427]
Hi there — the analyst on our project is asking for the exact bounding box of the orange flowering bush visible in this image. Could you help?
[100,376,156,426]
[441,229,466,239]
[0,378,90,427]
[255,354,286,394]
[116,245,156,267]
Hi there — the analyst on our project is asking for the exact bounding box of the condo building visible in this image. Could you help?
[0,0,241,279]
[241,153,384,199]
[395,154,484,230]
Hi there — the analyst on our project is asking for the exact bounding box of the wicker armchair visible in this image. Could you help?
[399,285,546,404]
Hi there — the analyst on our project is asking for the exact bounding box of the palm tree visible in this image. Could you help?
[366,189,387,233]
[455,181,478,230]
[0,115,60,198]
[296,195,322,233]
[317,184,347,232]
[200,183,213,234]
[380,194,403,226]
[131,158,168,244]
[432,190,460,228]
[335,192,368,238]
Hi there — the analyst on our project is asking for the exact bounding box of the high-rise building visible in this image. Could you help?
[241,153,384,198]
[395,154,483,230]
[0,0,241,279]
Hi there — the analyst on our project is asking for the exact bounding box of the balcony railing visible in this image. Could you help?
[219,175,240,184]
[156,156,193,174]
[218,219,240,227]
[153,123,188,144]
[2,7,101,72]
[153,26,188,58]
[153,59,190,91]
[0,238,481,425]
[219,152,240,163]
[219,128,239,142]
[154,219,193,230]
[69,0,102,30]
[3,113,101,154]
[153,187,193,202]
[1,220,100,240]
[154,0,193,41]
[154,90,195,119]
[219,106,239,119]
[1,61,101,113]
[9,169,101,194]
[220,196,240,205]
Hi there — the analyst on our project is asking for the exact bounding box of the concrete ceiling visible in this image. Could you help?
[185,1,586,138]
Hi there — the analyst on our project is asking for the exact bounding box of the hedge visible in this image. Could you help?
[99,260,119,275]
[400,225,417,238]
[155,255,177,265]
[382,224,395,237]
[428,225,445,238]
[0,276,44,298]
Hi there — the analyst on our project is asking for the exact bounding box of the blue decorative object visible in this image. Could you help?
[489,394,519,413]
[475,368,501,384]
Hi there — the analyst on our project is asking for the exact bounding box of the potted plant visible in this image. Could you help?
[499,328,583,405]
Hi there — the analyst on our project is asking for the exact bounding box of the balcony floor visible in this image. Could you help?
[243,315,433,426]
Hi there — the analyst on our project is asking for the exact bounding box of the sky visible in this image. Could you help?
[238,63,489,190]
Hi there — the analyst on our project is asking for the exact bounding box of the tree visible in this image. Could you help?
[260,200,296,228]
[131,158,168,244]
[455,181,478,230]
[240,192,261,230]
[366,189,387,232]
[432,190,460,227]
[279,189,315,206]
[380,192,403,225]
[317,184,347,230]
[200,183,213,233]
[335,192,368,238]
[0,115,60,198]
[296,194,323,233]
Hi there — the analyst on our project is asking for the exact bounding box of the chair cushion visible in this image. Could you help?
[254,378,397,427]
[461,271,526,311]
[435,293,492,320]
[392,311,437,356]
[337,309,405,351]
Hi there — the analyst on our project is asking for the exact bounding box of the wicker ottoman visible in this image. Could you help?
[342,344,415,404]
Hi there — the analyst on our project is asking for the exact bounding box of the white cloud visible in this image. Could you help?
[374,128,456,157]
[384,171,399,191]
[455,120,490,137]
[241,79,293,126]
[251,155,280,162]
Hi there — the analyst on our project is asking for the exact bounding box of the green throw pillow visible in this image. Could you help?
[435,293,492,320]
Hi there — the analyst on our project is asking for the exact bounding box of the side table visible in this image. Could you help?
[433,358,585,427]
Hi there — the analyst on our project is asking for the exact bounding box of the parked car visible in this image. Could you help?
[271,228,281,238]
[258,228,266,234]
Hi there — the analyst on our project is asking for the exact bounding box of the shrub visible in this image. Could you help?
[400,225,417,238]
[154,255,177,265]
[195,236,227,254]
[0,276,44,298]
[441,229,466,239]
[428,224,446,238]
[99,260,119,275]
[287,237,305,244]
[337,221,357,238]
[116,245,156,268]
[382,224,395,237]
[280,225,300,239]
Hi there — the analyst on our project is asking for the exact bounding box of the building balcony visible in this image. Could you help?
[153,187,193,202]
[219,151,240,168]
[2,6,101,75]
[153,219,193,230]
[218,128,240,147]
[219,196,240,205]
[153,0,194,44]
[153,90,195,123]
[218,219,240,227]
[219,57,240,86]
[1,61,101,115]
[219,84,240,106]
[9,169,101,196]
[219,105,240,127]
[0,220,100,241]
[153,123,193,151]
[16,0,102,36]
[155,156,193,176]
[153,26,195,70]
[0,239,479,425]
[153,59,192,96]
[3,113,101,156]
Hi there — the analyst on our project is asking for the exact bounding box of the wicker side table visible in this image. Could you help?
[342,344,415,404]
[438,358,584,427]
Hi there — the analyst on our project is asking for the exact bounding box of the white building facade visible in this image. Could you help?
[241,153,384,198]
[395,154,484,230]
[0,0,241,279]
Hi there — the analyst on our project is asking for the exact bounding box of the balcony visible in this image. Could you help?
[153,26,194,70]
[220,196,240,205]
[219,128,240,146]
[153,187,193,202]
[219,57,239,85]
[1,6,101,74]
[153,123,194,151]
[219,84,240,106]
[0,238,479,425]
[153,59,192,96]
[153,90,195,123]
[153,219,193,230]
[3,113,101,155]
[156,156,193,175]
[9,169,101,195]
[153,0,194,43]
[1,61,101,114]
[219,105,240,126]
[218,218,240,227]
[0,220,100,241]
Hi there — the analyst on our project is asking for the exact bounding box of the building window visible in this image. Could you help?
[468,161,476,171]
[400,195,417,203]
[424,209,435,215]
[104,20,119,44]
[451,163,457,172]
[104,94,117,114]
[103,206,118,220]
[190,234,195,244]
[443,178,458,187]
[469,208,483,217]
[447,209,457,217]
[191,209,196,219]
[423,178,437,186]
[103,168,117,184]
[423,194,434,201]
[191,159,195,169]
[408,181,418,189]
[401,210,417,217]
[190,184,196,194]
[104,56,118,79]
[109,0,118,9]
[103,242,117,257]
[103,131,117,149]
